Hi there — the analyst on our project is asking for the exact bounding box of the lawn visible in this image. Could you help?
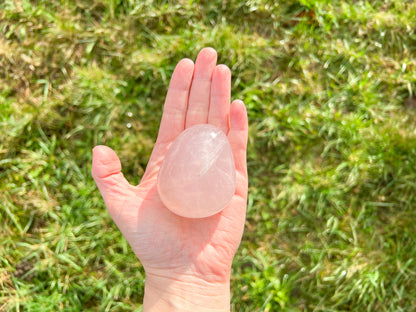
[1,0,416,311]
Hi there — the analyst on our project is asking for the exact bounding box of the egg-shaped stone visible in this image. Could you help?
[157,124,236,218]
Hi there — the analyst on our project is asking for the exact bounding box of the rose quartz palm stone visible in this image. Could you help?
[157,124,236,218]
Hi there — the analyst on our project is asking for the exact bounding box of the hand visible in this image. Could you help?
[91,47,248,311]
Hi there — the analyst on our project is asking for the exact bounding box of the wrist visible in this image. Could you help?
[143,271,230,312]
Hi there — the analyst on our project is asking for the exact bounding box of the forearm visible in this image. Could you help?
[143,272,230,312]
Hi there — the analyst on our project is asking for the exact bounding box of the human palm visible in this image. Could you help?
[92,48,248,284]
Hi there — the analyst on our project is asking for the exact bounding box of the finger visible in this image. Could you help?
[156,58,195,145]
[141,58,194,182]
[185,47,217,128]
[208,64,231,134]
[227,100,248,198]
[91,145,133,215]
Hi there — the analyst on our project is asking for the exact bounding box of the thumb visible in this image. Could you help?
[91,145,132,213]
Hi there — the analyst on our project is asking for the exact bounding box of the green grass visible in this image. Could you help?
[1,0,416,311]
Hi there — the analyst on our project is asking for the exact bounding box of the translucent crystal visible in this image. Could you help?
[157,124,236,218]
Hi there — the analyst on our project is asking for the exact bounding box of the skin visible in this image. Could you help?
[91,47,248,311]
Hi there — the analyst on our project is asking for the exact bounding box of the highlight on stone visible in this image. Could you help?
[157,124,236,218]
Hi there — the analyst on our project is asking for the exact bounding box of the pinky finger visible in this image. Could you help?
[227,100,248,195]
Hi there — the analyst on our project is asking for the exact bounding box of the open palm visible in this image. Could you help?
[91,48,248,284]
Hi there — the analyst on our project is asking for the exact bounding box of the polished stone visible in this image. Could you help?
[157,124,236,218]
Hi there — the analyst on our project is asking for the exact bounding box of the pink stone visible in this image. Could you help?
[157,124,236,218]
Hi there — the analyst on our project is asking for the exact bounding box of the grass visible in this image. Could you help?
[1,0,416,311]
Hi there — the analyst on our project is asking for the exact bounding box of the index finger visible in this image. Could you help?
[156,58,195,144]
[141,58,194,182]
